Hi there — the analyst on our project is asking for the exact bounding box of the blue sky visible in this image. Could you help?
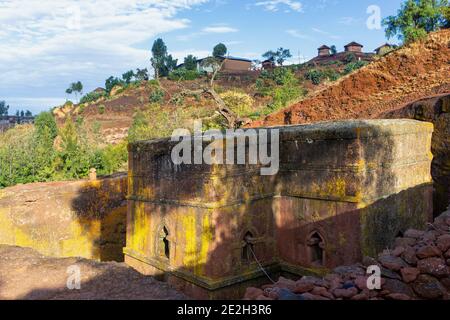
[0,0,403,114]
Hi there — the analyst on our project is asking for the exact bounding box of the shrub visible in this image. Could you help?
[98,105,106,114]
[149,88,165,104]
[344,53,357,64]
[344,61,368,74]
[169,93,185,106]
[219,91,254,117]
[128,104,190,143]
[168,68,200,81]
[305,69,324,85]
[305,68,341,85]
[80,91,105,104]
[255,68,305,113]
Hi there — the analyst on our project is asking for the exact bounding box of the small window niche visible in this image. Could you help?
[158,226,170,260]
[307,232,325,267]
[242,231,255,263]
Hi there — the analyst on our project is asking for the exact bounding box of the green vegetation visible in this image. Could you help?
[65,81,83,102]
[383,0,449,43]
[330,45,337,55]
[127,104,191,143]
[255,68,305,116]
[344,61,368,74]
[305,68,340,85]
[149,88,165,104]
[168,68,201,81]
[151,38,177,79]
[262,48,292,66]
[0,101,9,116]
[213,43,227,57]
[183,55,198,71]
[79,91,106,104]
[0,112,127,188]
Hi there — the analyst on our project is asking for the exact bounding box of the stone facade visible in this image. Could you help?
[124,119,434,299]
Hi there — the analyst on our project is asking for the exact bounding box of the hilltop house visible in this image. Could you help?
[317,45,331,57]
[308,41,374,65]
[177,56,252,73]
[344,41,364,53]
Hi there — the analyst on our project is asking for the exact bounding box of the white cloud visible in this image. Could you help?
[312,27,341,40]
[338,16,360,25]
[201,26,238,33]
[286,29,312,40]
[177,23,238,41]
[171,49,211,62]
[255,0,303,13]
[0,0,209,106]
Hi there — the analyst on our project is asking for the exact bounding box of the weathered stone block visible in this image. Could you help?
[124,119,433,299]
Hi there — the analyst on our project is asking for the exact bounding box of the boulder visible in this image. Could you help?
[391,246,405,257]
[379,255,408,271]
[386,293,411,300]
[333,287,358,299]
[293,280,315,294]
[395,237,416,247]
[278,288,305,300]
[404,229,425,239]
[437,234,450,252]
[354,276,369,290]
[244,287,264,300]
[413,275,446,299]
[402,246,419,265]
[417,257,449,277]
[416,245,441,259]
[351,292,369,300]
[311,286,334,299]
[400,267,420,283]
[275,276,296,291]
[382,279,414,297]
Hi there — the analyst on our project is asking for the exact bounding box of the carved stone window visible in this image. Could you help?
[158,226,170,260]
[307,232,325,266]
[242,231,255,263]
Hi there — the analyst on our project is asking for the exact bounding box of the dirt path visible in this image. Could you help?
[0,245,186,300]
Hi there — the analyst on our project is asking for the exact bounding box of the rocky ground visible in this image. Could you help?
[0,245,185,300]
[244,209,450,300]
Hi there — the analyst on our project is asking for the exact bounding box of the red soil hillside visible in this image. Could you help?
[251,29,450,127]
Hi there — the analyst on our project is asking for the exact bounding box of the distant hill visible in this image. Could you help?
[250,29,450,127]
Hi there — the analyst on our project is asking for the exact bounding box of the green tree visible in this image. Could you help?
[213,43,227,57]
[66,81,83,102]
[150,38,178,79]
[165,54,178,75]
[56,118,90,179]
[383,0,449,43]
[151,38,167,79]
[122,70,135,84]
[262,48,292,66]
[135,68,149,81]
[330,45,337,55]
[105,76,122,94]
[184,55,198,71]
[34,112,58,140]
[0,101,9,116]
[32,112,58,181]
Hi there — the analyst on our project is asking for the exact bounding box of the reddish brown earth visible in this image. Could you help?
[0,245,186,300]
[251,29,450,127]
